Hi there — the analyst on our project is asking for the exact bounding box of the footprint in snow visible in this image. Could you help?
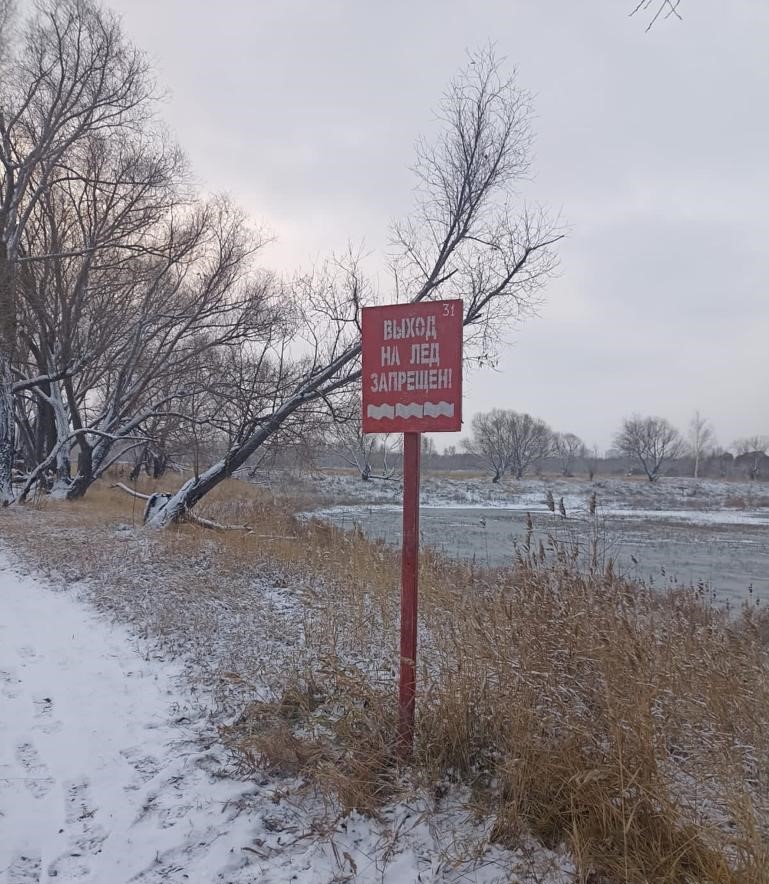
[63,778,94,825]
[45,851,92,881]
[33,696,53,717]
[47,779,107,880]
[126,826,222,883]
[119,746,161,789]
[16,645,36,661]
[32,696,62,735]
[63,777,107,847]
[5,849,42,883]
[0,668,21,699]
[15,743,54,798]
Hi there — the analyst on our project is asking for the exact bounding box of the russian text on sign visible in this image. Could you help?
[370,368,453,394]
[383,315,438,341]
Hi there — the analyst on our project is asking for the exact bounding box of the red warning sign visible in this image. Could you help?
[361,299,463,433]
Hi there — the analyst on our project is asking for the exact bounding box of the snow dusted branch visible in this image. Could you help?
[110,482,152,500]
[184,512,251,532]
[12,360,89,394]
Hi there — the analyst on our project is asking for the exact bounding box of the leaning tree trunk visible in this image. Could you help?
[147,392,313,527]
[146,432,275,527]
[66,435,114,499]
[147,338,363,527]
[0,242,16,504]
[66,442,95,500]
[0,355,14,504]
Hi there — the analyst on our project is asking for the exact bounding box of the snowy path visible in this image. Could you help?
[0,555,277,883]
[0,550,566,884]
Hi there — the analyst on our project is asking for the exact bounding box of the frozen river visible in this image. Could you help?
[318,503,769,607]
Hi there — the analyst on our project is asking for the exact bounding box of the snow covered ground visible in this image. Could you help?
[0,553,268,883]
[3,476,765,880]
[0,549,570,884]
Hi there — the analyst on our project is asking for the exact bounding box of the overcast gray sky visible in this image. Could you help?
[106,0,768,452]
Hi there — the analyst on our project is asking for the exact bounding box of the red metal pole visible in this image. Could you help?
[399,431,421,754]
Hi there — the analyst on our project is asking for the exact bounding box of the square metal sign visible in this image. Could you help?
[361,299,463,433]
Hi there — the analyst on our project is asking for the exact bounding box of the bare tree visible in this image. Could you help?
[615,415,683,482]
[462,410,513,483]
[463,409,553,483]
[10,187,277,505]
[421,435,437,471]
[145,49,563,526]
[0,0,14,43]
[584,443,601,481]
[687,410,716,479]
[554,431,585,477]
[342,430,396,481]
[66,199,272,500]
[0,0,156,501]
[11,120,186,482]
[733,436,769,481]
[631,0,683,30]
[330,394,397,481]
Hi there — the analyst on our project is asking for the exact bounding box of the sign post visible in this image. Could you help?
[361,299,463,753]
[399,431,420,749]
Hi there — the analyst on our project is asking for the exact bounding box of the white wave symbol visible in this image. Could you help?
[366,401,455,420]
[366,403,395,419]
[423,401,454,418]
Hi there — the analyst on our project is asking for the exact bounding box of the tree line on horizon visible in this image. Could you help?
[329,407,769,484]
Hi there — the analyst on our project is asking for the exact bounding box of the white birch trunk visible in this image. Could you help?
[50,386,72,485]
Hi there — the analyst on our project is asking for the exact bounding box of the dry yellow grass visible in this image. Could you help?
[3,476,769,882]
